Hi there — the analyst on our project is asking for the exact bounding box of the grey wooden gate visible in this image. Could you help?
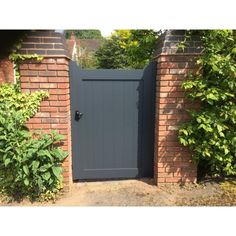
[70,61,156,180]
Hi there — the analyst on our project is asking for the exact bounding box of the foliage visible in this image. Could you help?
[0,83,67,201]
[178,30,236,177]
[95,32,129,69]
[118,30,160,68]
[9,43,43,91]
[77,55,98,69]
[95,30,159,69]
[65,30,102,39]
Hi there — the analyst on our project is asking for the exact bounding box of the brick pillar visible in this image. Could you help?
[0,58,14,83]
[18,30,72,190]
[154,30,202,184]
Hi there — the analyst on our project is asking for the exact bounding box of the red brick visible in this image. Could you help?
[40,107,58,112]
[58,95,70,101]
[159,98,176,104]
[50,113,68,118]
[167,92,184,98]
[160,87,178,92]
[48,64,68,71]
[28,118,41,123]
[48,77,69,83]
[50,101,69,106]
[19,64,28,70]
[157,178,165,183]
[51,124,68,129]
[32,124,51,129]
[169,69,188,75]
[57,71,68,77]
[58,83,69,89]
[39,71,57,77]
[59,107,70,112]
[165,177,182,183]
[30,77,48,83]
[157,69,169,75]
[159,81,168,87]
[49,89,69,95]
[28,64,47,70]
[49,95,58,100]
[20,70,38,76]
[42,118,60,124]
[40,83,57,89]
[34,112,50,118]
[40,101,50,106]
[161,75,183,81]
[21,83,39,89]
[56,58,69,65]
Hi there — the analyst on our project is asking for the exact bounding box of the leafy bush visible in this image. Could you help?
[95,30,159,69]
[178,30,236,177]
[0,83,67,201]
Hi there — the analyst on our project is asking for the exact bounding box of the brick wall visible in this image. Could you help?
[18,31,72,190]
[0,58,14,83]
[154,30,202,184]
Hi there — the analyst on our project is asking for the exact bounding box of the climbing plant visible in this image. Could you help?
[178,30,236,177]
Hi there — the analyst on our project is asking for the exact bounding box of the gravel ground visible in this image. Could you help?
[1,178,235,206]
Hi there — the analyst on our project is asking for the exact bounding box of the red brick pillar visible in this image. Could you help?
[0,59,14,83]
[18,31,72,190]
[154,30,202,184]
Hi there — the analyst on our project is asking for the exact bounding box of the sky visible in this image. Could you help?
[99,29,114,37]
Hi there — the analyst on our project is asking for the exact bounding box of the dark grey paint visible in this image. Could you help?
[70,61,156,180]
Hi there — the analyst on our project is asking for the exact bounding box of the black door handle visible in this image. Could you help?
[75,110,83,121]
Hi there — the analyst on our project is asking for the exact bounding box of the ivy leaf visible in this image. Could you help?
[32,161,40,172]
[23,165,29,175]
[24,178,29,186]
[52,166,63,180]
[42,172,51,181]
[4,158,11,167]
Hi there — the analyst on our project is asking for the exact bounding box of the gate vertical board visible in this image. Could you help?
[70,61,156,180]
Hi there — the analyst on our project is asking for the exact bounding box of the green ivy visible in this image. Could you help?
[178,30,236,177]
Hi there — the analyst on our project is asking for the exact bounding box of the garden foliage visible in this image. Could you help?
[179,30,236,177]
[0,84,67,201]
[95,30,159,69]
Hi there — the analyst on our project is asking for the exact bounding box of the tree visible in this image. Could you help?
[95,33,129,69]
[95,30,159,69]
[65,30,102,39]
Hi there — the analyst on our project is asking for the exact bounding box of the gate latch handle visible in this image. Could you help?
[75,110,83,121]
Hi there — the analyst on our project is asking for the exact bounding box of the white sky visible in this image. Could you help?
[100,29,114,37]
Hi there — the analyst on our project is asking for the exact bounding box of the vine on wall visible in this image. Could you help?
[178,30,236,178]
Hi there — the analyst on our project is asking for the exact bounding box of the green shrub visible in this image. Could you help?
[0,83,67,201]
[178,30,236,177]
